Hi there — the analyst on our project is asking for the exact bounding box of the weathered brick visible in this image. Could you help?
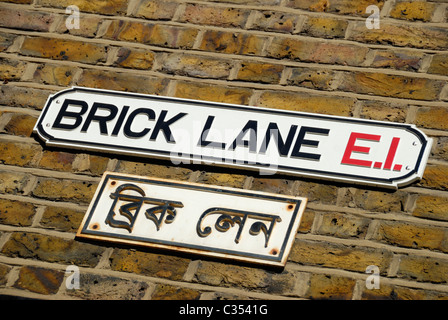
[74,154,109,176]
[338,71,445,101]
[286,0,385,16]
[196,172,247,188]
[415,106,448,131]
[0,263,11,286]
[413,194,448,222]
[362,283,448,300]
[0,32,16,52]
[390,1,436,22]
[373,220,448,252]
[0,199,35,227]
[257,90,355,116]
[0,85,54,110]
[316,212,370,239]
[0,7,55,32]
[0,141,41,167]
[114,47,155,70]
[301,16,348,39]
[3,114,37,137]
[39,206,85,232]
[340,188,406,213]
[161,53,232,79]
[432,137,448,161]
[76,69,170,95]
[109,249,190,280]
[199,30,267,56]
[36,0,128,15]
[359,100,407,123]
[397,255,448,284]
[32,178,97,204]
[38,151,76,172]
[267,37,369,66]
[1,232,105,266]
[104,20,198,49]
[66,273,148,300]
[418,164,448,191]
[56,15,102,38]
[174,81,253,105]
[0,171,29,195]
[306,273,356,300]
[32,64,77,86]
[116,161,192,181]
[179,3,250,28]
[294,181,338,205]
[370,50,424,71]
[289,239,393,273]
[347,21,448,50]
[14,266,64,295]
[192,260,300,294]
[251,177,293,195]
[249,11,298,34]
[298,209,315,234]
[287,67,336,90]
[427,53,448,76]
[0,58,26,82]
[133,0,179,20]
[236,62,284,84]
[20,37,107,64]
[151,284,201,300]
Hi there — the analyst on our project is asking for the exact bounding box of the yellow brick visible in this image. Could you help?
[20,36,107,64]
[257,90,355,116]
[390,1,436,22]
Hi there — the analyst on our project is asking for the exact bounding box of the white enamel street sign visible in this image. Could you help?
[76,172,307,266]
[34,87,432,189]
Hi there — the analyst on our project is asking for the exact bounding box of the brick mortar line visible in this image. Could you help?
[296,232,448,260]
[1,15,448,55]
[2,0,447,31]
[0,163,102,182]
[0,224,76,240]
[0,255,301,300]
[4,47,448,87]
[305,202,448,229]
[3,70,448,110]
[285,262,448,294]
[0,193,89,211]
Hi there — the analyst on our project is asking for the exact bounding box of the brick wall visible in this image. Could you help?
[0,0,447,300]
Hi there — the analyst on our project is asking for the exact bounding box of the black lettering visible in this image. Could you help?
[123,108,155,138]
[259,123,298,156]
[52,99,88,130]
[81,102,118,135]
[229,120,258,152]
[111,106,130,136]
[290,126,330,160]
[198,116,226,149]
[149,110,187,143]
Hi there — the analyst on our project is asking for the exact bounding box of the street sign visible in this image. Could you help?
[76,172,307,267]
[34,87,432,189]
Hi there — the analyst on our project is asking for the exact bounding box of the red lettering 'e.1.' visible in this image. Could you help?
[341,132,381,168]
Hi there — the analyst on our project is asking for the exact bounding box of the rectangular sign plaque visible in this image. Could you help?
[34,87,432,188]
[77,172,307,266]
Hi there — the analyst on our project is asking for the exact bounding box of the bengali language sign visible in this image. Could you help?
[77,172,307,266]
